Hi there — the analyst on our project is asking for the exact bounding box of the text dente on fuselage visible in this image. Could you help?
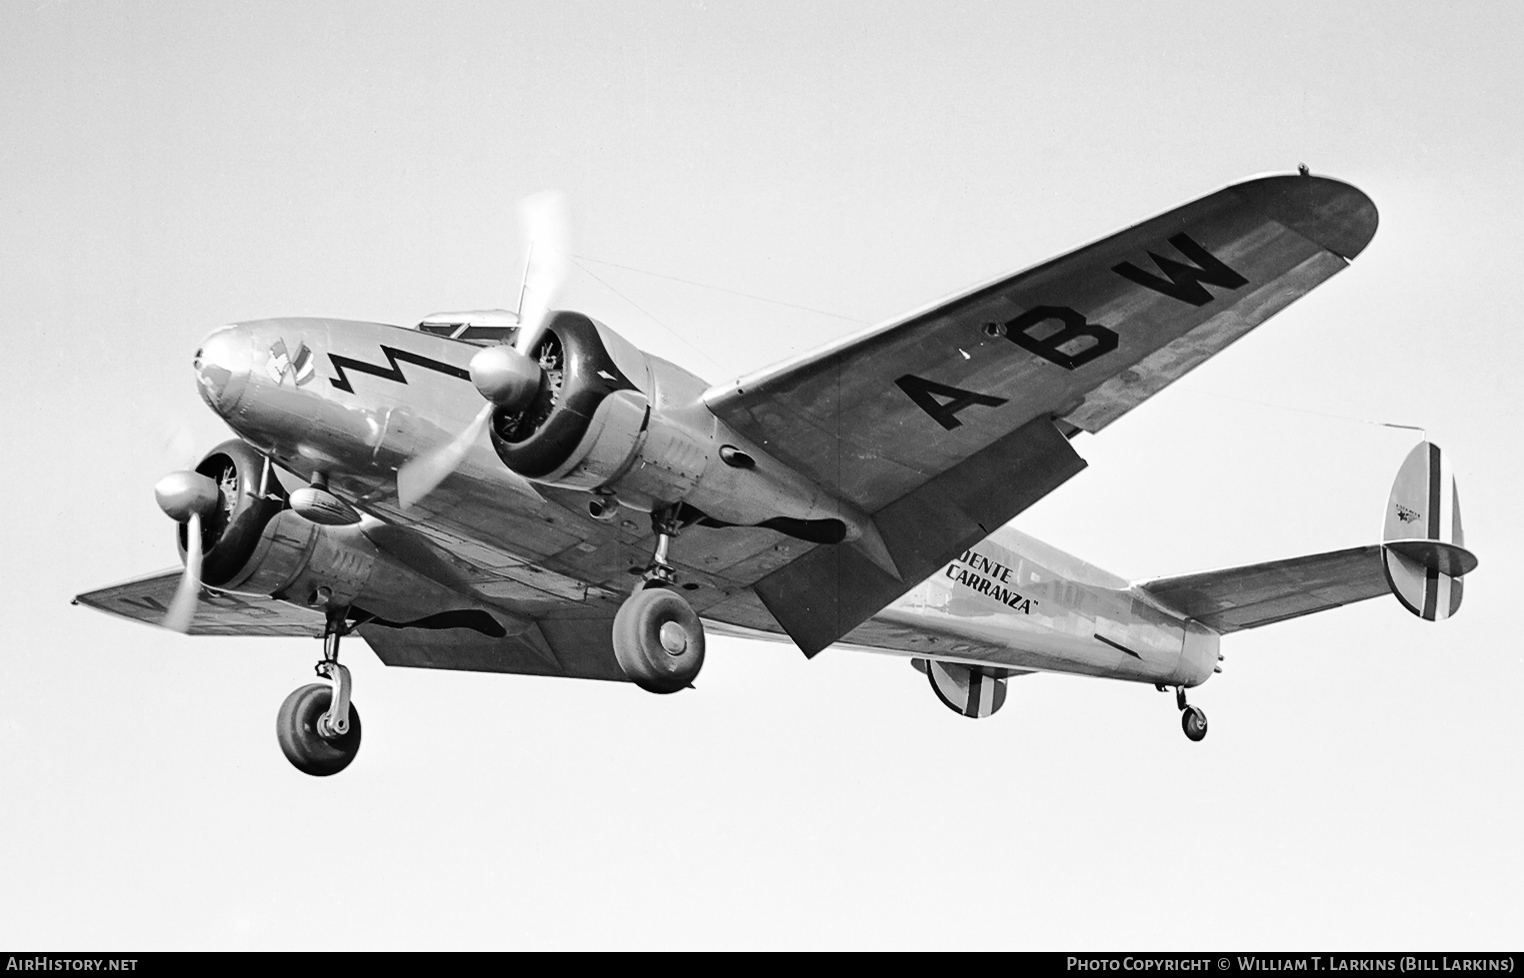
[945,549,1038,614]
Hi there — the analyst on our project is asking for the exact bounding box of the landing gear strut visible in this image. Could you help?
[276,607,363,775]
[1174,685,1208,742]
[639,506,682,588]
[612,507,705,694]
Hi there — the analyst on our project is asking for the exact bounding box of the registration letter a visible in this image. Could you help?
[895,374,1008,430]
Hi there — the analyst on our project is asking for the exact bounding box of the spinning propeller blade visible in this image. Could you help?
[513,190,570,358]
[163,512,204,633]
[155,470,220,633]
[396,404,493,509]
[397,401,542,509]
[396,191,568,509]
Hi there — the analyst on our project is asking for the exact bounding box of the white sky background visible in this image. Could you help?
[2,0,1520,950]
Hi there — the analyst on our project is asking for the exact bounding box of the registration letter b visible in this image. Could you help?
[1004,305,1118,370]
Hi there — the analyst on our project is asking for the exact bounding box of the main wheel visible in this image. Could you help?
[277,683,362,776]
[1181,705,1208,742]
[612,587,705,694]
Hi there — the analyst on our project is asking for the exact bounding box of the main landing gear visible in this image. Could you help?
[1169,685,1208,742]
[612,507,705,694]
[277,608,362,776]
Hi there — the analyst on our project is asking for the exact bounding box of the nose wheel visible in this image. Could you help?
[276,609,363,775]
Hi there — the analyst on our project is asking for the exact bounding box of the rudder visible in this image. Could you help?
[1382,441,1477,621]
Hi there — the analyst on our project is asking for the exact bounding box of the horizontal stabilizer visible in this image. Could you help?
[1381,441,1476,621]
[1138,546,1387,633]
[1140,440,1477,633]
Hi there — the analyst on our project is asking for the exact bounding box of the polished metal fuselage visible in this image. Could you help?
[194,316,1218,689]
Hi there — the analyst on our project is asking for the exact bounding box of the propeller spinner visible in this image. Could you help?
[396,191,570,509]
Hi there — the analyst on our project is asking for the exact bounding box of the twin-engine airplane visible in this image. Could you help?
[76,174,1477,776]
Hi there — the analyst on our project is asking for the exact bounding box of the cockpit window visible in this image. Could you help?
[415,320,520,345]
[458,325,516,342]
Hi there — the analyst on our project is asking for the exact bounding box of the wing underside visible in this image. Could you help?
[75,569,629,680]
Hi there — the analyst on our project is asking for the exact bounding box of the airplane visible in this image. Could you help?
[74,173,1477,776]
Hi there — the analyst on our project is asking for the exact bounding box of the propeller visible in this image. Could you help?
[513,190,570,358]
[154,470,221,632]
[396,191,570,510]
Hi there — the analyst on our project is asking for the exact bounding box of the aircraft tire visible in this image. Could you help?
[612,587,704,694]
[1181,705,1208,742]
[277,683,362,776]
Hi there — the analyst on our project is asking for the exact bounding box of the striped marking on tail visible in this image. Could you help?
[927,661,1009,718]
[1382,441,1475,621]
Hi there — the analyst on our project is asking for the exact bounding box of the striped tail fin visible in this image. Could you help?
[1382,441,1478,621]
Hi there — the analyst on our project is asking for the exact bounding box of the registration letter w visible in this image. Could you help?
[1112,232,1248,307]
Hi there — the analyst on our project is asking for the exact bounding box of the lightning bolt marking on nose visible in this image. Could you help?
[327,346,471,393]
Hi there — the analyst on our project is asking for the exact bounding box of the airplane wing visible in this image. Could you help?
[73,569,327,636]
[702,174,1379,653]
[76,568,634,680]
[1136,546,1387,633]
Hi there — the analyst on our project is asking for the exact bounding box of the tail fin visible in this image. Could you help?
[1382,441,1477,621]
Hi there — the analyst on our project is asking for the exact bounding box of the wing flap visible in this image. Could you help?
[754,415,1085,654]
[1138,545,1387,633]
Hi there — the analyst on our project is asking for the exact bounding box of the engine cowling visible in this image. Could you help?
[488,312,646,477]
[481,312,873,546]
[180,441,506,627]
[486,311,712,509]
[178,440,287,586]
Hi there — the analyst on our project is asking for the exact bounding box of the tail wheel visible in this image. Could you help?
[277,683,362,776]
[1182,705,1208,742]
[612,587,704,694]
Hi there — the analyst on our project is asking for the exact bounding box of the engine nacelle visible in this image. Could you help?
[487,311,652,484]
[484,313,876,546]
[181,441,502,625]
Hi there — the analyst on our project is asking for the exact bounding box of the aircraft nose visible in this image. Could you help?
[193,325,253,414]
